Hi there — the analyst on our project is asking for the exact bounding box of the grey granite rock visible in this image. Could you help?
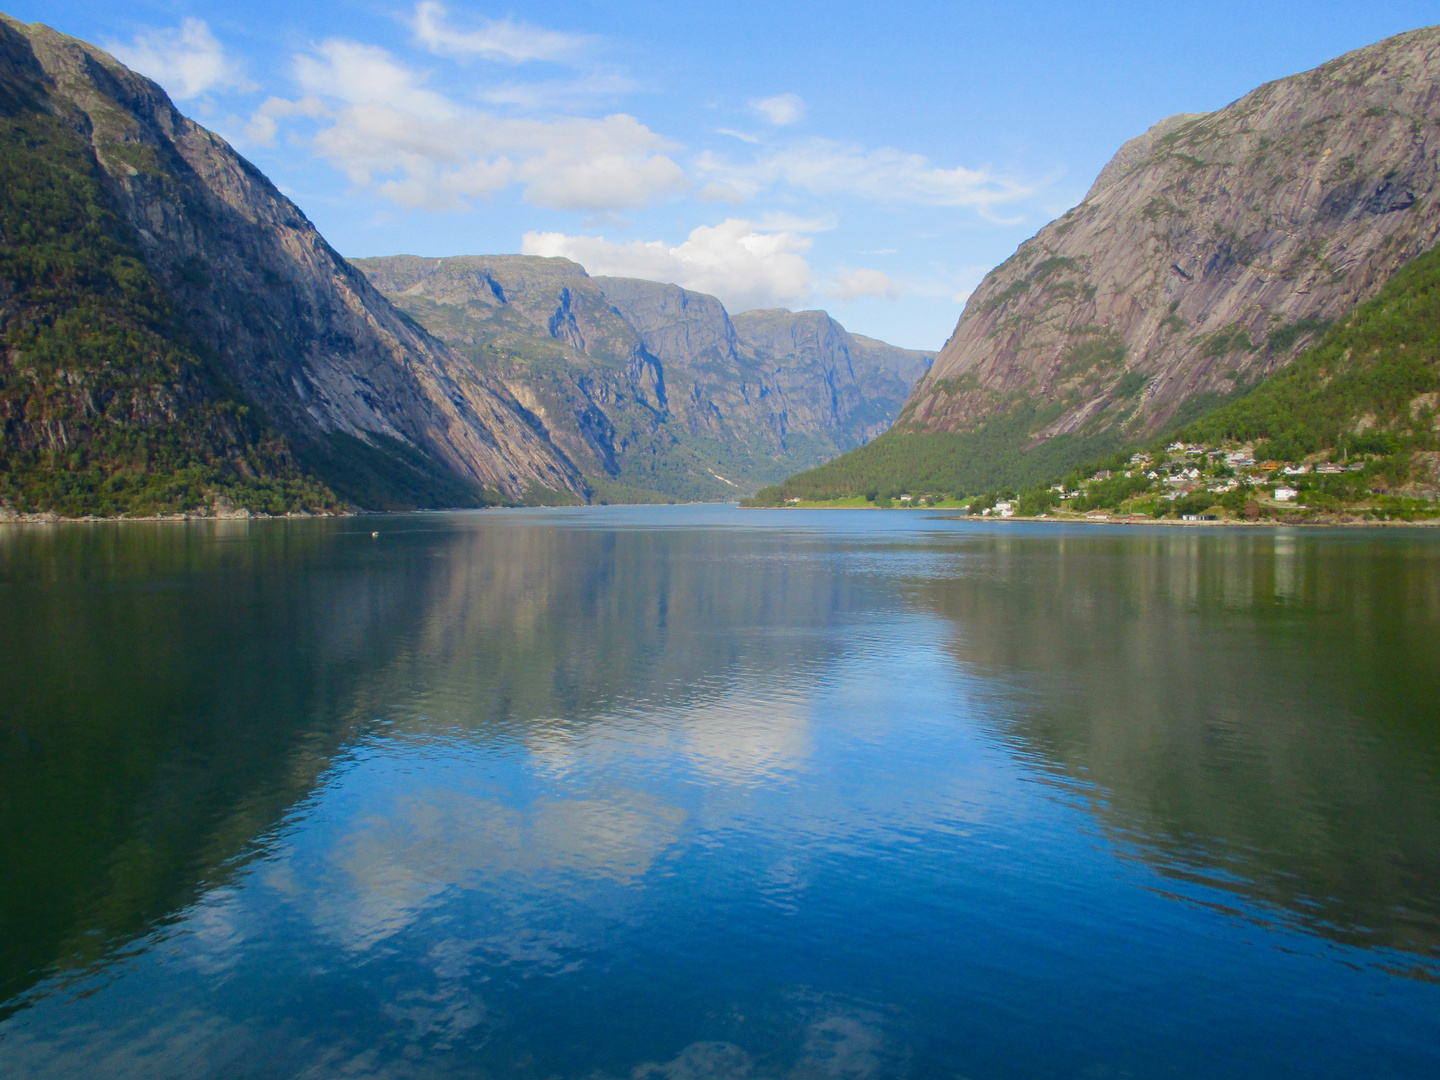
[905,25,1440,450]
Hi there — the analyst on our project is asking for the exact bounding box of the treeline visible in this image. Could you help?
[1042,242,1440,502]
[1179,246,1440,461]
[0,88,341,517]
[747,403,1125,506]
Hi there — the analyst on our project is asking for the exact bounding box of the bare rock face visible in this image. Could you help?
[904,25,1440,450]
[730,309,932,445]
[6,16,584,502]
[354,255,933,498]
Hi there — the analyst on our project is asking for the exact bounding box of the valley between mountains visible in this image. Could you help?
[4,11,1440,521]
[0,11,929,517]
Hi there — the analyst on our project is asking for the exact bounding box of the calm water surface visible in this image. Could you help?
[1,506,1438,1078]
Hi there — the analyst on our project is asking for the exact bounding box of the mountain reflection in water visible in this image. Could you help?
[913,529,1440,960]
[1,509,1437,1079]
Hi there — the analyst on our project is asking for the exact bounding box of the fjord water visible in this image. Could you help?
[1,509,1438,1079]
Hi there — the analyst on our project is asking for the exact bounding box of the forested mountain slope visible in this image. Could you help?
[1178,241,1440,492]
[0,14,584,514]
[762,241,1440,518]
[775,24,1440,499]
[355,255,932,501]
[0,19,335,516]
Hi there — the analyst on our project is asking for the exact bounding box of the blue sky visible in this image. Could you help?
[18,1,1438,349]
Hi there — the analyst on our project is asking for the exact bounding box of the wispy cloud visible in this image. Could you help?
[255,40,687,213]
[751,93,807,126]
[411,2,590,64]
[476,72,638,110]
[696,182,746,204]
[830,268,898,302]
[523,219,816,312]
[107,18,253,100]
[698,139,1036,216]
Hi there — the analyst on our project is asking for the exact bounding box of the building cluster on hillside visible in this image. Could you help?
[1038,439,1379,519]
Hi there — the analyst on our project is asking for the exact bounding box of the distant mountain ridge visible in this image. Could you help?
[773,24,1440,499]
[354,255,932,501]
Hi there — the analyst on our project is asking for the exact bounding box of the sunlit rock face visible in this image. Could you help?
[905,26,1440,448]
[355,255,933,499]
[1,16,584,503]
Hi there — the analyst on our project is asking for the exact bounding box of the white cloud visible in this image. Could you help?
[698,138,1035,214]
[830,269,899,302]
[295,40,453,118]
[476,72,638,109]
[266,41,687,212]
[244,95,328,145]
[696,182,745,204]
[107,18,252,101]
[522,219,814,312]
[753,211,839,233]
[411,2,589,63]
[752,93,807,126]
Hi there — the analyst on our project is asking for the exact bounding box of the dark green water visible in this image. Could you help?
[1,507,1437,1078]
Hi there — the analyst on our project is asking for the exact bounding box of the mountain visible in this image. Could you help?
[0,14,585,515]
[353,255,932,502]
[772,25,1440,500]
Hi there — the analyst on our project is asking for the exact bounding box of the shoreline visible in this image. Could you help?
[0,509,354,525]
[744,505,1440,527]
[5,504,1439,528]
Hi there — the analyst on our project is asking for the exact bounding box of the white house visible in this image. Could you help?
[1274,487,1298,501]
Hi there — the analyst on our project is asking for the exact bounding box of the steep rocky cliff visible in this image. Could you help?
[899,25,1440,472]
[355,255,932,500]
[0,15,584,510]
